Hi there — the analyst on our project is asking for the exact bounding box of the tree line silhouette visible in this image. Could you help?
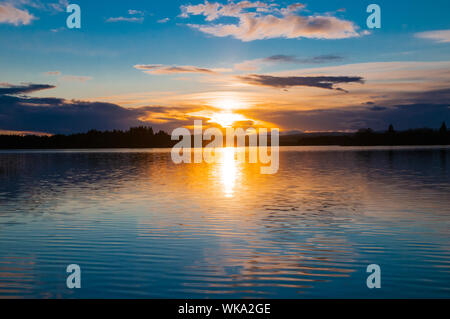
[0,123,448,149]
[293,122,449,146]
[0,127,175,149]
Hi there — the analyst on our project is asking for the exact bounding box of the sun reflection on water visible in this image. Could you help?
[220,147,239,198]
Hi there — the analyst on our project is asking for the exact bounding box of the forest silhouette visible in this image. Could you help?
[0,123,448,149]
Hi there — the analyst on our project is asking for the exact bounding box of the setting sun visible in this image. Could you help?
[208,111,247,127]
[213,98,242,111]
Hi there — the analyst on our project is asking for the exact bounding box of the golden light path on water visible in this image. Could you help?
[220,147,239,198]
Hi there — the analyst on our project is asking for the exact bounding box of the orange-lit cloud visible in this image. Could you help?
[181,1,362,41]
[0,3,35,26]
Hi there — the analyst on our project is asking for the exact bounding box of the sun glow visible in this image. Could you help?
[186,95,257,128]
[220,147,238,198]
[213,98,241,111]
[208,111,247,128]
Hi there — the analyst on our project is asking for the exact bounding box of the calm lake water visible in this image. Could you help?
[0,146,449,298]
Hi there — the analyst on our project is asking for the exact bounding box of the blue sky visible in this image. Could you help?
[0,0,449,133]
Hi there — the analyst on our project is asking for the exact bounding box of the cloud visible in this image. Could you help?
[134,64,220,75]
[394,87,450,105]
[0,129,52,136]
[157,17,170,23]
[181,1,362,41]
[106,8,146,23]
[43,72,91,82]
[9,0,70,13]
[0,83,56,95]
[180,1,278,20]
[244,102,450,132]
[369,106,387,111]
[134,64,163,70]
[241,85,450,131]
[0,83,197,134]
[0,94,144,134]
[61,75,92,82]
[47,0,69,13]
[267,54,343,64]
[106,16,144,23]
[128,9,144,15]
[235,54,343,71]
[50,27,65,32]
[415,29,450,43]
[44,71,61,76]
[42,71,91,82]
[180,1,222,20]
[237,74,364,92]
[0,3,35,25]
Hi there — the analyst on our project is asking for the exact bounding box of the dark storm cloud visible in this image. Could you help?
[0,83,56,95]
[238,74,364,91]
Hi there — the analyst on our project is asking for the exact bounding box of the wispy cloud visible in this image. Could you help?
[43,71,91,82]
[180,0,362,41]
[266,54,343,64]
[237,74,364,92]
[235,54,343,71]
[50,27,65,32]
[415,29,450,43]
[61,75,92,82]
[44,71,61,76]
[134,64,225,75]
[158,17,170,23]
[106,16,144,23]
[128,9,144,16]
[0,3,35,25]
[10,0,69,13]
[106,8,146,23]
[0,83,55,95]
[0,129,52,136]
[47,0,69,13]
